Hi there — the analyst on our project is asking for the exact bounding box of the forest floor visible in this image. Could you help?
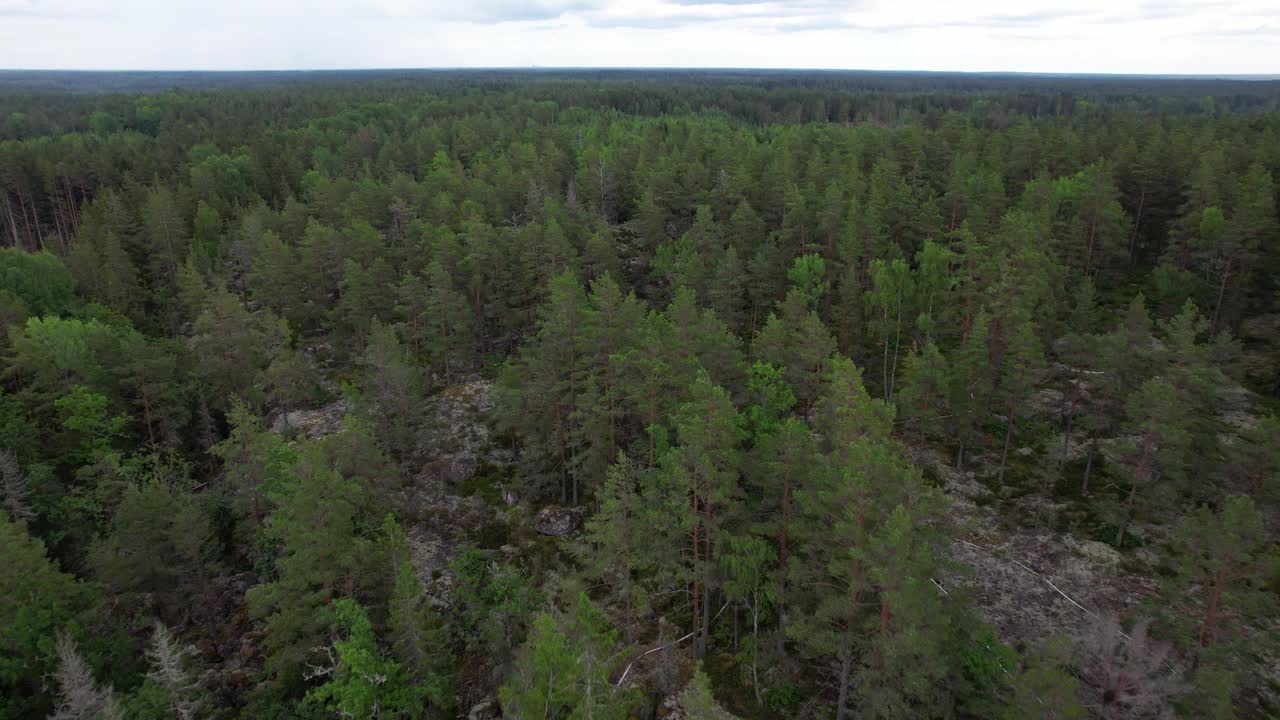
[910,445,1159,650]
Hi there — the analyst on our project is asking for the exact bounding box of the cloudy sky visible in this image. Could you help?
[0,0,1275,74]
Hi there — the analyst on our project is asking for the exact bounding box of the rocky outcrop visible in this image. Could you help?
[396,378,513,602]
[467,697,498,720]
[269,398,352,439]
[914,445,1158,655]
[415,377,513,486]
[536,506,583,537]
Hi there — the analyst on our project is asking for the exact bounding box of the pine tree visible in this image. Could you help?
[339,256,397,348]
[578,452,667,644]
[89,473,216,624]
[500,594,637,720]
[1111,377,1190,548]
[1,513,94,719]
[854,505,953,720]
[753,289,835,414]
[949,310,992,469]
[1161,495,1274,652]
[190,285,288,412]
[895,342,950,442]
[1003,639,1086,720]
[359,319,422,461]
[707,245,747,332]
[813,355,895,453]
[668,371,742,657]
[719,533,777,704]
[144,623,204,720]
[664,284,745,392]
[613,310,676,468]
[48,634,123,720]
[306,599,427,719]
[247,447,366,687]
[497,269,589,502]
[0,449,33,521]
[788,459,876,720]
[678,664,742,720]
[421,260,475,374]
[994,319,1044,485]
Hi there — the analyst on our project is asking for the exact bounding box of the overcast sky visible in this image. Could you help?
[0,0,1275,74]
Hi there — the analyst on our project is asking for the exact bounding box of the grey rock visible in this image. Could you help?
[467,698,497,720]
[269,398,352,439]
[497,482,519,507]
[536,506,583,537]
[415,378,513,486]
[1064,537,1122,566]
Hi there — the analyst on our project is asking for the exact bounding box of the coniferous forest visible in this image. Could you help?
[1,70,1279,719]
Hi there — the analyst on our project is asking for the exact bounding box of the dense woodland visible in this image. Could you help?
[1,70,1278,720]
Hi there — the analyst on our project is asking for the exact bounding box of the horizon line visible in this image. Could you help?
[1,66,1278,81]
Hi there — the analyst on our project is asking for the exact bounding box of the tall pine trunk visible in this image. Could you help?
[835,650,853,720]
[1115,435,1153,547]
[690,468,702,658]
[997,398,1017,484]
[1199,567,1225,648]
[1081,435,1096,494]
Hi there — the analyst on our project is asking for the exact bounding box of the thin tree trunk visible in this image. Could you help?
[1211,258,1231,331]
[1063,376,1082,455]
[1128,187,1145,266]
[555,402,568,504]
[780,471,792,571]
[142,393,157,446]
[823,233,834,323]
[1114,480,1138,548]
[16,191,32,249]
[881,306,891,401]
[835,651,853,720]
[733,604,739,651]
[702,477,712,658]
[3,196,19,247]
[1081,435,1096,494]
[888,287,903,400]
[690,469,701,658]
[568,308,578,506]
[1084,204,1101,276]
[1115,435,1153,547]
[64,177,81,238]
[750,604,761,705]
[30,199,44,251]
[1199,567,1225,648]
[997,399,1016,484]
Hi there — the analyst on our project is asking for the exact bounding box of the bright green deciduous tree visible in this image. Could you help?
[306,598,428,719]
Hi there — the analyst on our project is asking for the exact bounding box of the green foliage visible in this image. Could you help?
[1158,495,1276,655]
[306,599,428,719]
[740,361,795,442]
[500,594,638,720]
[0,249,75,317]
[55,386,128,464]
[246,446,366,687]
[449,547,542,660]
[679,664,742,720]
[90,467,216,618]
[0,514,95,719]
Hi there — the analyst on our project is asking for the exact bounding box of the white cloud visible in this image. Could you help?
[0,0,1274,73]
